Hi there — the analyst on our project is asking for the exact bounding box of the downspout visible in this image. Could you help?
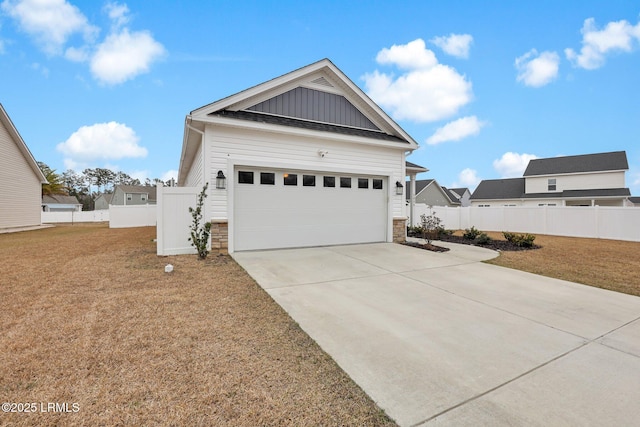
[186,119,209,248]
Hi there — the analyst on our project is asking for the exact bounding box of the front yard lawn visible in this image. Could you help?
[0,224,394,426]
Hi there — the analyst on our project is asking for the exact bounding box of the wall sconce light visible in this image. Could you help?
[395,181,404,196]
[216,170,226,189]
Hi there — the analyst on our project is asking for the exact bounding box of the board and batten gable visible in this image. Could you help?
[0,104,47,229]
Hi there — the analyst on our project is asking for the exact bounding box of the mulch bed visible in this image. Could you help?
[406,232,541,252]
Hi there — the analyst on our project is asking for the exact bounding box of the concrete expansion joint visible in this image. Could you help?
[593,314,640,360]
[264,272,394,290]
[411,341,592,427]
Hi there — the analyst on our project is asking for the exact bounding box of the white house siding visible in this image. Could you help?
[0,119,42,229]
[202,124,406,221]
[525,171,625,194]
[184,139,204,187]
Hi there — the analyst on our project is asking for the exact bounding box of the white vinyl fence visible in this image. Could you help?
[42,210,109,223]
[156,186,199,255]
[410,204,640,242]
[109,205,156,228]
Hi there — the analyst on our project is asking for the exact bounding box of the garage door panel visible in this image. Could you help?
[234,168,387,251]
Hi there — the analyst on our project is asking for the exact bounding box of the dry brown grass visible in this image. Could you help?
[0,224,394,426]
[480,231,640,297]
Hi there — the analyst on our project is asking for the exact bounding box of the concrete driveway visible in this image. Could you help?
[233,242,640,426]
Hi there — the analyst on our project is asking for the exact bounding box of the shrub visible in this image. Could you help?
[503,231,536,247]
[188,183,212,260]
[420,212,443,244]
[463,226,481,240]
[475,232,492,245]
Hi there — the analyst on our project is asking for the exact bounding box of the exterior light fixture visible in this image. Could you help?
[395,181,404,196]
[216,170,226,189]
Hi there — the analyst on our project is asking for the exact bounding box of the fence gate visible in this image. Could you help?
[156,186,199,255]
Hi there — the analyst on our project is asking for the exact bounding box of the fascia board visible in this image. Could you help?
[194,114,412,151]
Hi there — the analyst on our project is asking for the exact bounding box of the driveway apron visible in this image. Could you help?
[232,243,640,427]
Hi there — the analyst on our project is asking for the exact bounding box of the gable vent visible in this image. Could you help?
[310,77,333,87]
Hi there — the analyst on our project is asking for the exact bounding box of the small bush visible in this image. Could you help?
[463,226,481,240]
[420,212,443,244]
[503,231,536,247]
[475,232,492,245]
[188,183,212,260]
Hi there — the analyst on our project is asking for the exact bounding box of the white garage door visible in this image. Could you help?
[234,167,388,251]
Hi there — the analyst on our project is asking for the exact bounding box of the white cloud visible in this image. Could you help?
[515,49,559,87]
[454,168,481,188]
[565,17,640,69]
[161,169,178,182]
[104,1,130,29]
[430,33,473,59]
[90,28,166,85]
[426,116,486,145]
[363,38,473,123]
[493,152,538,177]
[375,38,438,70]
[1,0,98,56]
[57,122,148,164]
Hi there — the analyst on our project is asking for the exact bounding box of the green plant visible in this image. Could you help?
[420,212,443,244]
[503,231,536,247]
[476,232,492,245]
[188,183,212,260]
[463,226,481,240]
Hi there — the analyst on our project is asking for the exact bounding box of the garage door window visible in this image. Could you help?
[373,179,383,189]
[283,173,298,186]
[303,175,316,187]
[238,171,254,184]
[358,178,368,189]
[323,176,335,187]
[260,172,275,185]
[340,177,351,188]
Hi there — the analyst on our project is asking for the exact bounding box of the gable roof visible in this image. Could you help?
[442,187,463,204]
[448,187,469,197]
[189,59,417,146]
[181,59,419,183]
[42,195,81,205]
[471,178,526,200]
[406,160,429,174]
[523,151,628,176]
[0,103,47,184]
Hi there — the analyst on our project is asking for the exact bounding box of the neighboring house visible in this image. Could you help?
[177,58,420,253]
[110,185,157,206]
[42,195,82,212]
[406,179,460,207]
[94,193,113,210]
[627,197,640,207]
[471,151,630,207]
[0,103,47,229]
[444,187,471,207]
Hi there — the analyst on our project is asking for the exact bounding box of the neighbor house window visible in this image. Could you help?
[372,179,383,189]
[548,178,556,191]
[141,194,147,201]
[260,172,275,185]
[340,177,351,188]
[303,175,316,187]
[127,194,132,201]
[238,171,254,184]
[323,176,335,187]
[283,173,298,186]
[358,178,368,189]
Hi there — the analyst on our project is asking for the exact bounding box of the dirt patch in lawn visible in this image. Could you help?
[0,224,395,426]
[479,231,640,297]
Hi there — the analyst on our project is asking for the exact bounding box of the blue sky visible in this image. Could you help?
[1,0,639,194]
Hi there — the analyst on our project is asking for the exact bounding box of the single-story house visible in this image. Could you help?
[444,187,471,207]
[94,193,113,210]
[471,151,631,207]
[0,103,47,229]
[406,179,461,207]
[177,58,420,253]
[42,194,82,212]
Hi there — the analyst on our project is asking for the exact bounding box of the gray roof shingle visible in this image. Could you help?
[523,151,628,176]
[470,178,525,200]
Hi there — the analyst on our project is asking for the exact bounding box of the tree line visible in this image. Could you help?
[39,162,173,211]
